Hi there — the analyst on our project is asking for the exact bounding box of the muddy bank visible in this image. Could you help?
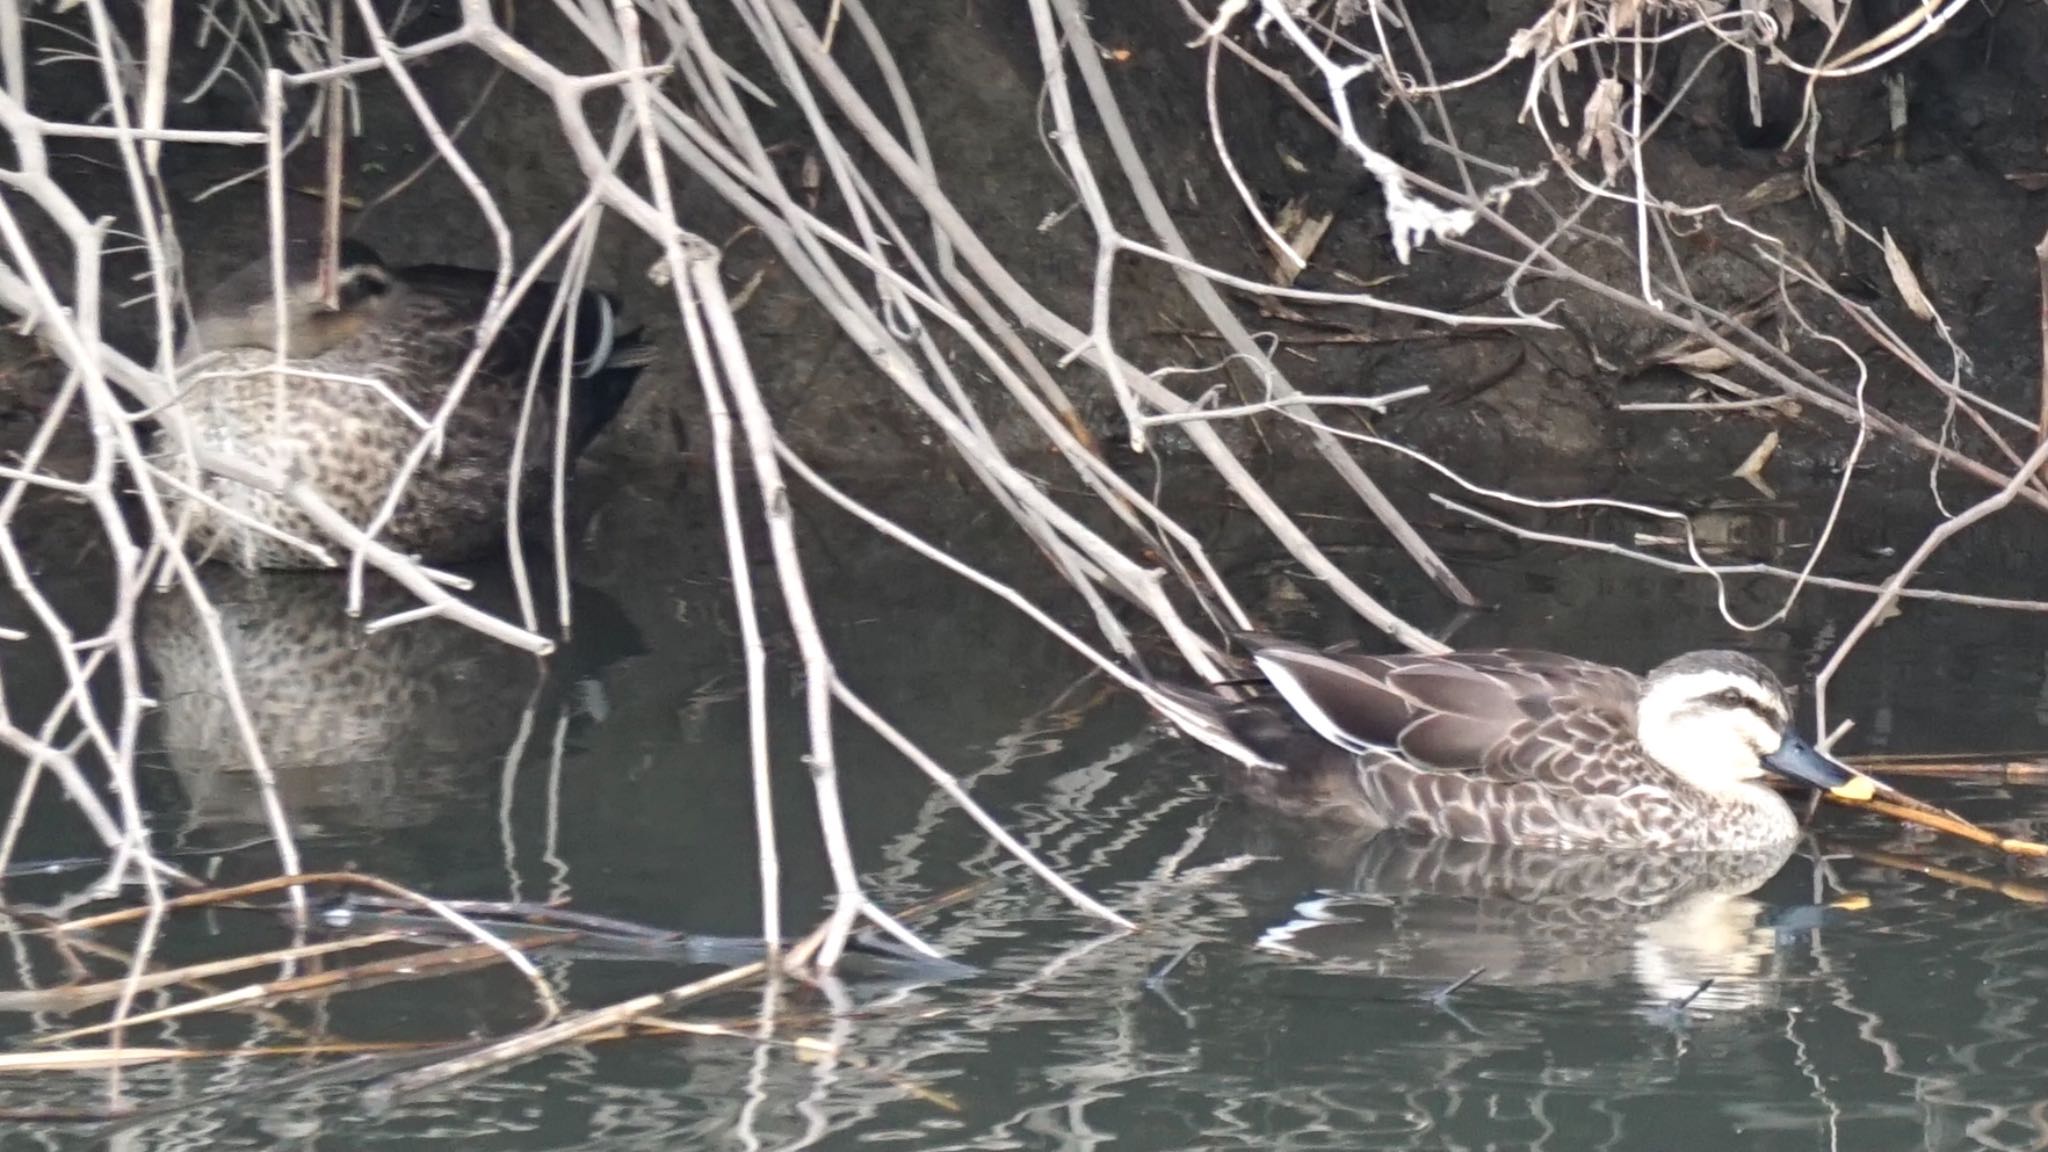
[0,0,2042,531]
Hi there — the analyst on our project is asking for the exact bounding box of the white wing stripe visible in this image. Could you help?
[1254,651,1378,755]
[572,293,616,378]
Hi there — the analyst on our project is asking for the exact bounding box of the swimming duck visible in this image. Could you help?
[1165,636,1872,852]
[165,238,652,570]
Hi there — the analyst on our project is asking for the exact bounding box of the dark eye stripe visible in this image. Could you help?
[335,266,393,308]
[1705,687,1782,726]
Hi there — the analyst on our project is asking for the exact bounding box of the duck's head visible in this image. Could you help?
[1636,650,1868,799]
[182,238,395,361]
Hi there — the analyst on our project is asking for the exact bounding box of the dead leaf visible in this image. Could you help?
[1796,0,1840,31]
[289,185,365,209]
[1658,345,1739,373]
[1807,171,1848,247]
[1263,196,1332,286]
[1611,0,1644,31]
[1272,197,1308,234]
[1732,430,1780,498]
[1733,429,1779,478]
[800,152,822,207]
[1578,79,1627,182]
[1880,228,1936,321]
[1331,0,1378,26]
[2006,171,2048,192]
[1505,24,1547,62]
[1328,269,1400,289]
[1738,171,1807,208]
[1771,0,1796,38]
[1508,10,1571,122]
[1692,370,1762,400]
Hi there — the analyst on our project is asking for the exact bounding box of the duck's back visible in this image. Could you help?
[1248,645,1647,789]
[170,269,645,569]
[1203,642,1798,851]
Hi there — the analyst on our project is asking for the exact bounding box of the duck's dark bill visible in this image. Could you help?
[1764,729,1875,800]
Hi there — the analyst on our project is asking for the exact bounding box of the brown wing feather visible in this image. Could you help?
[298,284,550,557]
[1249,640,1644,788]
[325,283,558,464]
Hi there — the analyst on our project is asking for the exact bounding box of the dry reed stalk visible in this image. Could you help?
[372,953,772,1097]
[1848,754,2048,778]
[1,921,305,1037]
[34,931,569,1046]
[0,1039,450,1075]
[48,871,561,1015]
[0,931,407,1014]
[1828,790,2048,859]
[1844,847,2048,907]
[2037,224,2048,445]
[364,875,992,1095]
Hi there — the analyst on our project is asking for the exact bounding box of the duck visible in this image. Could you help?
[1162,635,1874,852]
[163,237,653,570]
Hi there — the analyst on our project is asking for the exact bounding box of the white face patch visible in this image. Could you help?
[1639,668,1787,729]
[332,263,393,305]
[1637,667,1790,792]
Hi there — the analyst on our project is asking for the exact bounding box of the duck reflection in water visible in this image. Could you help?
[1237,829,1848,1015]
[141,569,642,842]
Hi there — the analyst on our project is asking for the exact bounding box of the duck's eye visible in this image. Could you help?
[335,266,393,308]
